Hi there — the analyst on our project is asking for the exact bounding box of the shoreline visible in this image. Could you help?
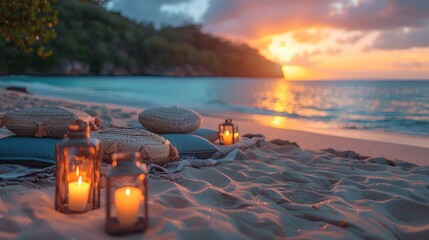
[2,75,429,81]
[2,77,429,147]
[202,116,429,166]
[0,90,427,166]
[1,76,429,142]
[203,111,429,149]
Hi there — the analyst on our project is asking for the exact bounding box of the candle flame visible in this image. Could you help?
[125,188,130,196]
[225,130,230,136]
[76,167,80,177]
[78,176,82,186]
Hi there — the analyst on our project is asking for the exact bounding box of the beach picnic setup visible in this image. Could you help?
[0,90,428,240]
[1,0,429,239]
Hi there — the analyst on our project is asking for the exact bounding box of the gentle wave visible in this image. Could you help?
[1,76,429,137]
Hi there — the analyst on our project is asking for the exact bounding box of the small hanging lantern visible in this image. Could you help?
[219,119,239,145]
[106,152,149,236]
[55,124,101,213]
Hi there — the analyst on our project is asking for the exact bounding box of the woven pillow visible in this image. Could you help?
[3,106,101,138]
[138,106,202,134]
[91,128,179,165]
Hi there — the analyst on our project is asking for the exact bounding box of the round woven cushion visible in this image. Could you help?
[3,106,101,138]
[139,106,202,134]
[92,128,179,165]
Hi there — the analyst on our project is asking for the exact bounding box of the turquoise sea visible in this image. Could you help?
[1,76,429,139]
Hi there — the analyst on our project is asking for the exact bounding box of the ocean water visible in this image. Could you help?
[1,76,429,138]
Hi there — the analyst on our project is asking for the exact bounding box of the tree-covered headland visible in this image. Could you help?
[0,0,283,77]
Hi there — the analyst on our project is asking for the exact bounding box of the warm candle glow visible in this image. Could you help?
[68,176,90,212]
[115,187,142,228]
[223,130,233,145]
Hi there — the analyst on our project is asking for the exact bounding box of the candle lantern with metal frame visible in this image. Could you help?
[105,152,149,236]
[55,124,101,213]
[218,119,239,145]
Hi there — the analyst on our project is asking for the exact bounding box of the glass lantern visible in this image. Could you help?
[106,152,149,236]
[55,124,101,213]
[219,119,239,145]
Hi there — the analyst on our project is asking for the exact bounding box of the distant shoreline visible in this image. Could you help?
[2,75,429,81]
[0,74,284,79]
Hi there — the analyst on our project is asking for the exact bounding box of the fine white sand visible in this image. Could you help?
[1,141,429,239]
[1,90,429,239]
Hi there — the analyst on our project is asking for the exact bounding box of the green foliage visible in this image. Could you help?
[0,0,282,77]
[0,0,59,58]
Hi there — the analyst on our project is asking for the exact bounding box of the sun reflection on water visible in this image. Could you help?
[252,79,299,129]
[256,78,294,114]
[250,78,333,129]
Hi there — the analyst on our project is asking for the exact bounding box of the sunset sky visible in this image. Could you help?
[108,0,429,80]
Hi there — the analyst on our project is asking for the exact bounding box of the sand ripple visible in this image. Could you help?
[146,142,429,239]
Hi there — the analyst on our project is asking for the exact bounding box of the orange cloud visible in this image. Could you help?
[110,0,429,79]
[288,52,318,67]
[292,30,328,43]
[203,0,429,40]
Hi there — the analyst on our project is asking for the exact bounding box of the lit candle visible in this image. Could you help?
[115,187,143,228]
[68,176,90,212]
[223,130,233,145]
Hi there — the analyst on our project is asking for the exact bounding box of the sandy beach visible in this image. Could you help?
[2,0,429,238]
[1,89,429,239]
